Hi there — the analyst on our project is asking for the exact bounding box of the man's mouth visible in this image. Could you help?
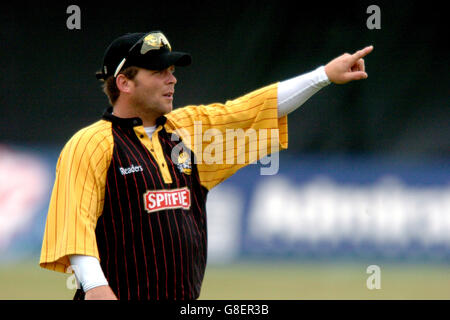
[163,91,174,98]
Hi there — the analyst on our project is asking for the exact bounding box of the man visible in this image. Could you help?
[39,31,373,300]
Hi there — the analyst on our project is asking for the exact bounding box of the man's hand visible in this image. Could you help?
[325,45,374,84]
[85,285,118,300]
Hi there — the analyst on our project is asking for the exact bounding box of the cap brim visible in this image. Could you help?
[133,51,192,71]
[167,51,192,68]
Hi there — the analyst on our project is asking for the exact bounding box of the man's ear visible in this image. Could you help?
[116,74,133,94]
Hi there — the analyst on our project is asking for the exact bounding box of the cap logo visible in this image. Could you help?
[141,32,172,54]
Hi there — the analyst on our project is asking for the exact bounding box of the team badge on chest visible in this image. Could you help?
[176,151,192,175]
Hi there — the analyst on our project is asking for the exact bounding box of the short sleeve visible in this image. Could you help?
[39,120,113,273]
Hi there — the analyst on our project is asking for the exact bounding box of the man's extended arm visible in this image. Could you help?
[277,45,373,117]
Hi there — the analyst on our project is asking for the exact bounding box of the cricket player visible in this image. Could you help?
[39,31,373,300]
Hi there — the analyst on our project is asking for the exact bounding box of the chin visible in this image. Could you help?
[150,103,172,117]
[163,104,173,114]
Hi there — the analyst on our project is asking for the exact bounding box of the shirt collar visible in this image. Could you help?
[102,107,167,127]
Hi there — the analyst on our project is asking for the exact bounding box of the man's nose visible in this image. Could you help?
[167,71,177,85]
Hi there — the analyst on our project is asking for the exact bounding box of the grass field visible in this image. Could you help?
[0,260,448,300]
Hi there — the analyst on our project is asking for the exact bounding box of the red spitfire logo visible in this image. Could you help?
[144,187,191,213]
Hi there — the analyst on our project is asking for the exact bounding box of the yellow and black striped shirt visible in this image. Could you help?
[39,82,288,299]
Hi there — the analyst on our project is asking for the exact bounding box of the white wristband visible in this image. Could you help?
[68,255,109,292]
[277,65,331,117]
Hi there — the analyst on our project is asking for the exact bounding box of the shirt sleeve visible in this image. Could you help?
[277,66,331,117]
[165,82,288,190]
[39,120,114,273]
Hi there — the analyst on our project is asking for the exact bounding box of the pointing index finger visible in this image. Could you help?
[351,45,374,62]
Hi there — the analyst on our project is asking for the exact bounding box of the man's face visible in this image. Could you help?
[130,66,177,117]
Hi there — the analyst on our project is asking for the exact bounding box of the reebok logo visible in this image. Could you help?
[119,164,143,176]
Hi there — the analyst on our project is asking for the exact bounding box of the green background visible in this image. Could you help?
[1,261,448,300]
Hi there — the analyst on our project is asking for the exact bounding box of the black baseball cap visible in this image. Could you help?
[96,31,192,80]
